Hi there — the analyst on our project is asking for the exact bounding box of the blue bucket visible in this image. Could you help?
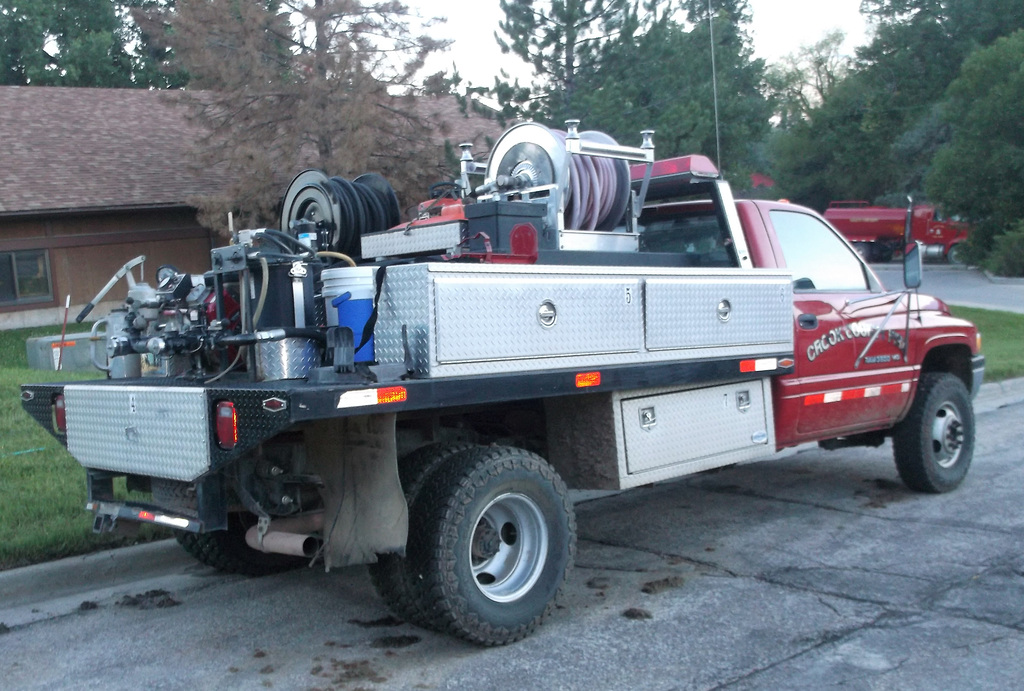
[322,267,377,362]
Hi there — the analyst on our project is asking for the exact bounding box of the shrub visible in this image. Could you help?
[985,221,1024,277]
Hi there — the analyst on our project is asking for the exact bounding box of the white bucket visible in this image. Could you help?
[321,267,378,361]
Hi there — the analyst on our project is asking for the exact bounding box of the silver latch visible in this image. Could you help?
[639,406,657,430]
[737,390,751,413]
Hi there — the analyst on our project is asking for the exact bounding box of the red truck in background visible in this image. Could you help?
[824,201,970,265]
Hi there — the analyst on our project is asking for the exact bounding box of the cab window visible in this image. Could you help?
[639,206,739,267]
[770,210,869,292]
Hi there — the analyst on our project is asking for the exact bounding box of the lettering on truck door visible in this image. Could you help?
[766,209,914,443]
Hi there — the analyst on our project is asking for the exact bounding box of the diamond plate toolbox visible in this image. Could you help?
[65,385,210,481]
[375,263,793,378]
[617,379,773,487]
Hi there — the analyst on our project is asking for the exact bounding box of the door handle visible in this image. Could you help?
[798,314,818,330]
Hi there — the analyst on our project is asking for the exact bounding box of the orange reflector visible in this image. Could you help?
[575,371,601,388]
[376,386,408,404]
[138,511,155,521]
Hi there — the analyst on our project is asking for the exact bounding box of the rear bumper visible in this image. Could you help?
[971,354,985,399]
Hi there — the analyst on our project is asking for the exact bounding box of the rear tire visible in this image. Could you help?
[175,513,306,576]
[892,372,975,493]
[409,446,576,645]
[367,443,476,626]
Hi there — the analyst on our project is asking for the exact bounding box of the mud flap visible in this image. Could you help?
[303,413,407,570]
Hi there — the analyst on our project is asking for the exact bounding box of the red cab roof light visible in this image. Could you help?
[630,155,720,182]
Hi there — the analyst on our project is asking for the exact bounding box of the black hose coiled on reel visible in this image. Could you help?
[280,170,400,258]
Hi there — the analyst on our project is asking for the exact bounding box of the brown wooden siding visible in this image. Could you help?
[0,206,215,316]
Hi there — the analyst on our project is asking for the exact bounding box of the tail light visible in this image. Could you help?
[215,401,238,450]
[53,394,67,433]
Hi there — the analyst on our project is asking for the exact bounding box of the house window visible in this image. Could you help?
[0,250,53,305]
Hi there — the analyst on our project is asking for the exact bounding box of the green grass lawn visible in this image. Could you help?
[0,307,1020,570]
[0,326,166,570]
[949,306,1024,381]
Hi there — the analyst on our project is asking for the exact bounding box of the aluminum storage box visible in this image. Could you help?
[64,385,210,481]
[374,262,793,378]
[545,378,775,490]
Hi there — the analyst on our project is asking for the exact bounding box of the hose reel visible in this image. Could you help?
[484,123,633,232]
[280,170,400,257]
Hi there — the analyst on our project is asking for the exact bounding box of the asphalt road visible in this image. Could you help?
[871,262,1024,314]
[2,381,1023,691]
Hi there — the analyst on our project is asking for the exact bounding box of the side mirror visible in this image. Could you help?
[903,242,922,289]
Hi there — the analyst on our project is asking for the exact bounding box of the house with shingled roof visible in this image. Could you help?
[0,86,501,328]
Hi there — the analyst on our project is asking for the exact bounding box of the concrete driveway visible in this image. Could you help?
[871,262,1024,314]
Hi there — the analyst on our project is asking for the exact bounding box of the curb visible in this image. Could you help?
[983,270,1024,285]
[0,539,203,629]
[974,375,1024,415]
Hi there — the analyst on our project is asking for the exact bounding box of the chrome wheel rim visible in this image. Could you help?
[932,401,964,469]
[469,493,548,603]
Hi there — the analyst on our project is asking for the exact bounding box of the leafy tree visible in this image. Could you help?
[769,71,896,210]
[927,29,1024,270]
[766,30,850,128]
[770,0,1024,209]
[165,0,447,230]
[494,0,630,122]
[569,1,770,180]
[0,0,174,86]
[490,0,770,183]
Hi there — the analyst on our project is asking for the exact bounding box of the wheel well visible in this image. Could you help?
[920,344,972,391]
[396,399,549,457]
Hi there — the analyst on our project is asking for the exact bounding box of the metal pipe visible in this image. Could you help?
[243,511,326,557]
[245,528,321,557]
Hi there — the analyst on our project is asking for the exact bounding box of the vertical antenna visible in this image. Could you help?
[708,0,722,169]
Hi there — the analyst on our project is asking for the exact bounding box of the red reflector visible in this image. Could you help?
[138,511,155,521]
[53,394,67,433]
[376,386,407,404]
[215,401,238,450]
[739,360,756,373]
[262,397,286,412]
[804,394,825,406]
[575,371,601,388]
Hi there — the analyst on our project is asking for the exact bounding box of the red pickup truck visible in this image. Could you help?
[21,123,985,646]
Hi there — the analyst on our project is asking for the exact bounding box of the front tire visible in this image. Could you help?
[410,446,576,645]
[892,372,975,493]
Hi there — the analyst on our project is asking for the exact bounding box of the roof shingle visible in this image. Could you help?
[0,87,503,216]
[0,86,220,214]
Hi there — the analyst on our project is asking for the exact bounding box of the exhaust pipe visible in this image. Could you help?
[244,511,325,558]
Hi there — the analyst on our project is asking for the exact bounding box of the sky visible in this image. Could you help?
[414,0,871,89]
